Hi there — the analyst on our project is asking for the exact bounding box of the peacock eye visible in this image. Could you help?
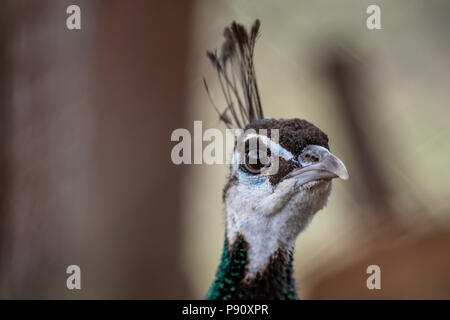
[242,149,271,174]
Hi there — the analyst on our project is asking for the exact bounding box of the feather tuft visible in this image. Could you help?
[204,20,264,128]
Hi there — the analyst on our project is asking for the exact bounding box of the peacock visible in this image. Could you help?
[203,20,348,300]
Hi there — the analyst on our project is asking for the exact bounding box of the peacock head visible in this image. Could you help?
[226,117,348,215]
[223,118,348,275]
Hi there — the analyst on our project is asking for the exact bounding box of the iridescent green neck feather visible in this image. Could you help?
[206,234,297,300]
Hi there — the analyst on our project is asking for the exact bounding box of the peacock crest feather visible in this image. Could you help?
[203,19,264,129]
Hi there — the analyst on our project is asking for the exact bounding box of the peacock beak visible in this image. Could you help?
[286,145,348,186]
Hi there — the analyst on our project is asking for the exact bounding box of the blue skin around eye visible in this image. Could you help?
[237,169,268,187]
[236,154,302,189]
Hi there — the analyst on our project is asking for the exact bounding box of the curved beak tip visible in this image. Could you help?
[338,169,349,180]
[334,158,349,181]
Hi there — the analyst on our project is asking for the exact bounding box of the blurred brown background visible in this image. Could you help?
[1,0,450,299]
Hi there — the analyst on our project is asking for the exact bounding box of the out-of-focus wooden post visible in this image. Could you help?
[90,0,193,299]
[324,49,397,227]
[0,0,193,299]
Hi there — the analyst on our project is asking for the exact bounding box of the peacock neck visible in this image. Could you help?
[206,234,298,300]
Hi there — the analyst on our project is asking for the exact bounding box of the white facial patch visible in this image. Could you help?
[225,173,333,279]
